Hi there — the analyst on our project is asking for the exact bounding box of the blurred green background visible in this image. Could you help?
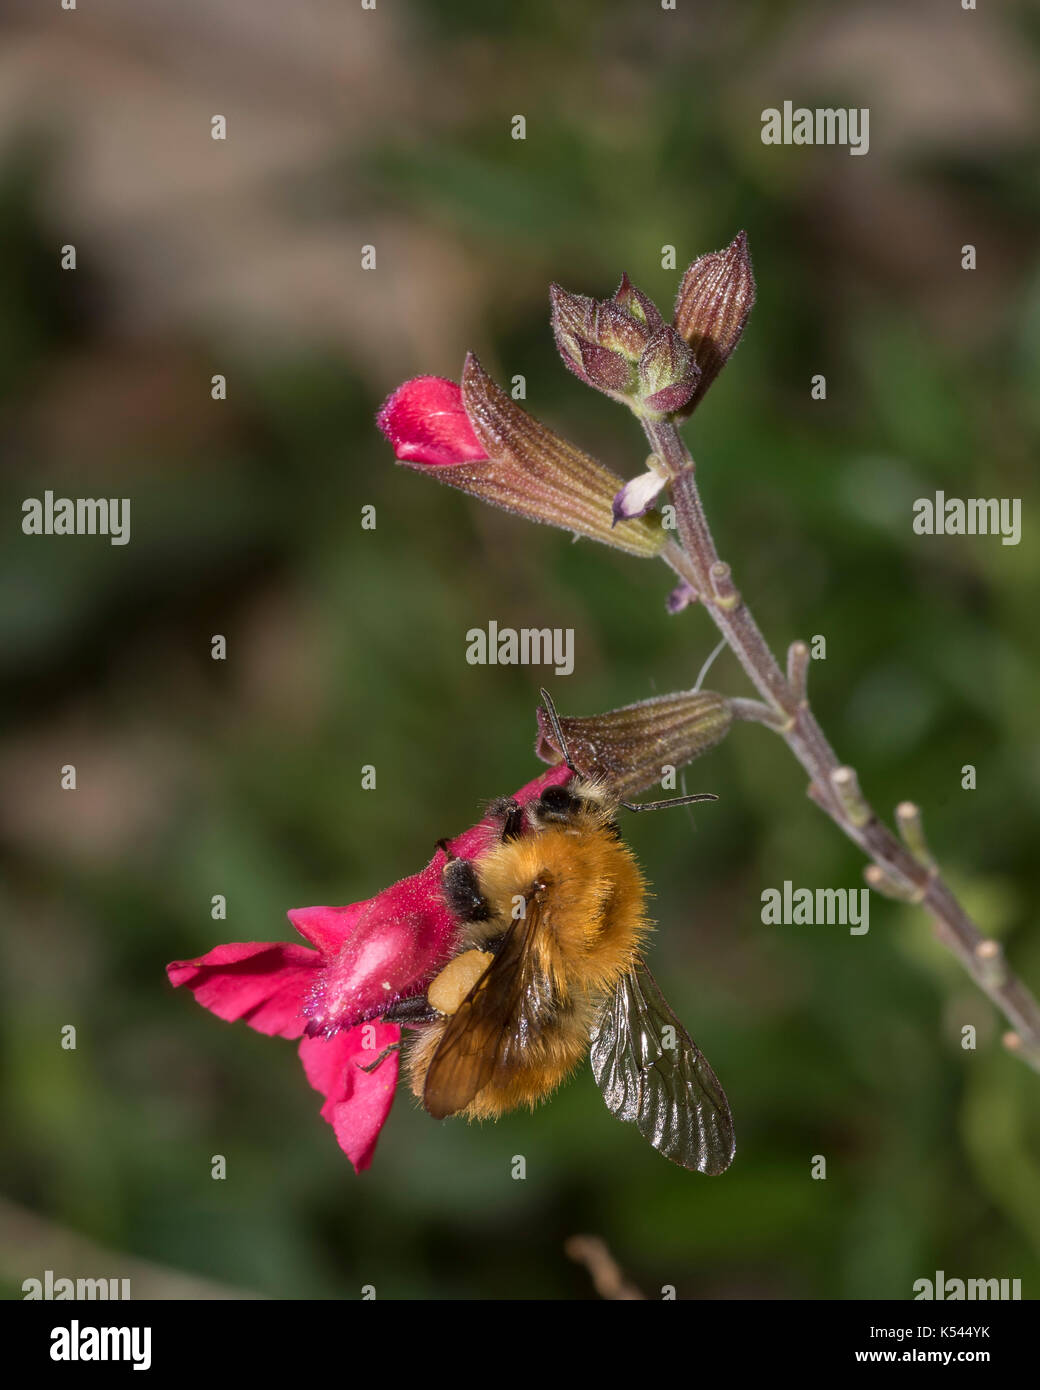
[2,0,1039,1300]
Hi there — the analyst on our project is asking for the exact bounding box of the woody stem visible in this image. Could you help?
[643,414,1040,1074]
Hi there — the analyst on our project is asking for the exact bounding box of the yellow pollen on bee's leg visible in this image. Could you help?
[427,949,494,1015]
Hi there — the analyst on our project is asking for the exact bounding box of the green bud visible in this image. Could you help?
[637,325,701,416]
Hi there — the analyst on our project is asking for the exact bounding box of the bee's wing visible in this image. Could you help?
[590,955,735,1174]
[422,891,554,1120]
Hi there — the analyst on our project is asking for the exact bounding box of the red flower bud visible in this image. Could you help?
[376,374,487,467]
[378,359,666,558]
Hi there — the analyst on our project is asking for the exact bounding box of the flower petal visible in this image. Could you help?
[297,863,457,1039]
[612,469,667,524]
[288,902,367,956]
[298,1024,400,1172]
[376,376,487,467]
[166,942,320,1038]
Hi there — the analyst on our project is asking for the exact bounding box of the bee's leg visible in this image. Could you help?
[357,1041,402,1073]
[435,837,456,861]
[442,857,493,922]
[487,796,525,842]
[382,995,440,1025]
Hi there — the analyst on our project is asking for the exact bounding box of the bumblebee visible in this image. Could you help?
[384,691,735,1174]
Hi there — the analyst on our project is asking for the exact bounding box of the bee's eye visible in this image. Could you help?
[537,785,581,820]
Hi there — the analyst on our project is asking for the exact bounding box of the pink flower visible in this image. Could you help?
[376,375,487,467]
[167,765,570,1171]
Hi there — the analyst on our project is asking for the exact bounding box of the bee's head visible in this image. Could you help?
[530,781,581,827]
[528,776,614,831]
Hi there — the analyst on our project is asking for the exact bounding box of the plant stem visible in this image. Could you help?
[645,416,1040,1074]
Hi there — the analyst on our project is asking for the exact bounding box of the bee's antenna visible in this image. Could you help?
[539,687,578,774]
[619,792,718,813]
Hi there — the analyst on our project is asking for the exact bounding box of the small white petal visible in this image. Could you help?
[612,469,666,524]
